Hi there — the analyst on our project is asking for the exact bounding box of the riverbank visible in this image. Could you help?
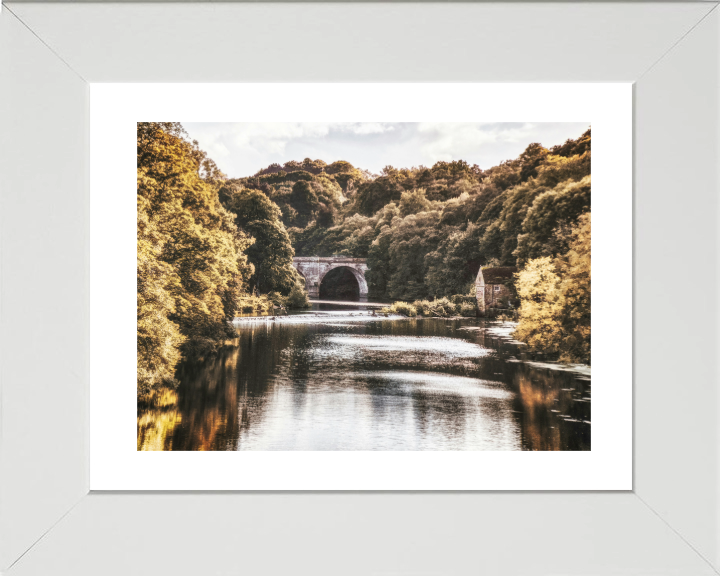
[460,320,591,378]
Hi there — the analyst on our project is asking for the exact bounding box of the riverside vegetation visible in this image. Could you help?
[137,123,591,398]
[380,296,478,318]
[137,123,309,399]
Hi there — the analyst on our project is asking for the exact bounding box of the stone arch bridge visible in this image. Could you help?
[292,257,369,301]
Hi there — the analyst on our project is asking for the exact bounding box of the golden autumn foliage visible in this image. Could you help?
[136,387,182,450]
[137,195,185,395]
[137,123,255,397]
[514,213,591,363]
[513,257,564,352]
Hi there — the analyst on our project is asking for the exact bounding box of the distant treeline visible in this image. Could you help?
[228,131,589,293]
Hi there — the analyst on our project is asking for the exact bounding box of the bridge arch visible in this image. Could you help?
[319,266,368,301]
[292,257,369,302]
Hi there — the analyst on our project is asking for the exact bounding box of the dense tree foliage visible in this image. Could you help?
[514,176,591,265]
[285,129,591,307]
[137,123,254,396]
[222,186,300,294]
[226,158,365,230]
[515,213,591,363]
[137,123,308,398]
[137,195,185,395]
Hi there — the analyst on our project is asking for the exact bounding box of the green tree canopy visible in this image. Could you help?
[224,188,299,294]
[514,175,591,266]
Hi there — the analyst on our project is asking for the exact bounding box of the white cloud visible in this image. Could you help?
[416,123,536,163]
[228,123,333,155]
[187,123,393,162]
[182,121,589,177]
[344,122,395,135]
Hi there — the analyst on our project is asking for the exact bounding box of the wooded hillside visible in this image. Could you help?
[247,129,591,303]
[138,124,592,399]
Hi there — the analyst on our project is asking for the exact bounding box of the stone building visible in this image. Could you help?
[475,266,518,312]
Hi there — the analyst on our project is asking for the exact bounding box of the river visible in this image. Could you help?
[137,305,591,451]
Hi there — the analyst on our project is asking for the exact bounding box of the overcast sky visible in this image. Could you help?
[182,122,590,178]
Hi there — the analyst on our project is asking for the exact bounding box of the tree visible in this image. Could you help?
[398,188,434,217]
[425,222,484,297]
[325,160,356,174]
[514,257,564,355]
[514,175,591,266]
[517,142,549,182]
[137,122,252,396]
[353,171,411,216]
[535,151,591,188]
[219,127,591,327]
[367,225,394,297]
[381,211,443,300]
[477,181,548,265]
[551,127,591,157]
[290,180,319,227]
[224,188,300,294]
[286,278,311,308]
[429,159,482,181]
[137,195,184,396]
[554,212,591,363]
[514,213,591,364]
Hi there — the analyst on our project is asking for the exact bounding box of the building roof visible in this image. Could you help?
[479,266,517,284]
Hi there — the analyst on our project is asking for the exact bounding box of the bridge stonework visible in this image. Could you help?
[292,257,369,301]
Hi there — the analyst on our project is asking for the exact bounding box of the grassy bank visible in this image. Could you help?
[380,296,477,318]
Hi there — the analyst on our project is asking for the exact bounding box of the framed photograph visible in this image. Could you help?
[2,2,718,575]
[90,83,630,491]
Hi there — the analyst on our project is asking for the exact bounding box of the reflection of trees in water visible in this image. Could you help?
[514,370,561,451]
[350,319,489,379]
[284,335,314,383]
[410,392,469,442]
[138,317,590,451]
[195,323,306,450]
[513,367,590,451]
[138,323,307,451]
[170,349,241,450]
[136,387,182,450]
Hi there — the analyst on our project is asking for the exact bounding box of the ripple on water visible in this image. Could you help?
[363,371,513,399]
[324,335,491,359]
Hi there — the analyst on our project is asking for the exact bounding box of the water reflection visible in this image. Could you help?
[137,311,590,451]
[136,387,182,451]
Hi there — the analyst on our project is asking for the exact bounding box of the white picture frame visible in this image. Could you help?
[1,2,718,574]
[90,83,630,491]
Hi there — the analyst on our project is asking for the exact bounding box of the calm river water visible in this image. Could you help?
[137,306,591,451]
